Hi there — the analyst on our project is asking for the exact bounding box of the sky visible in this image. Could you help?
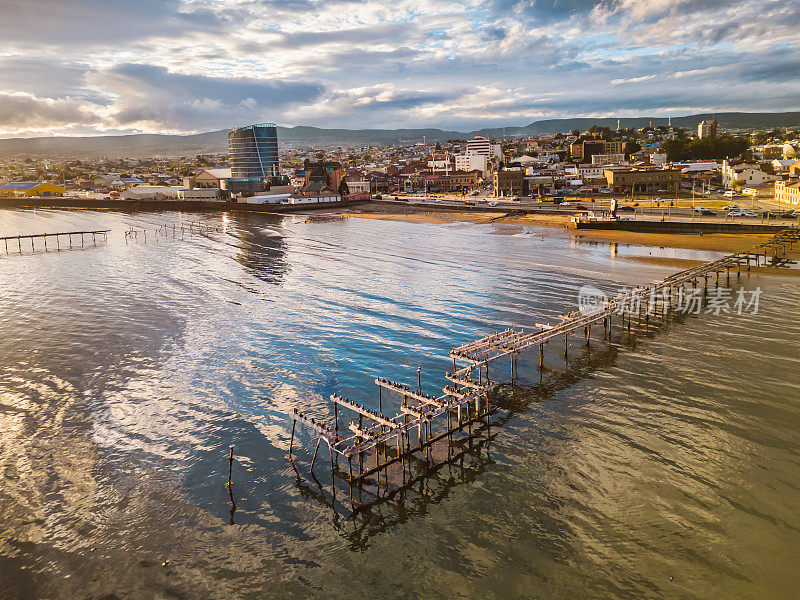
[0,0,797,137]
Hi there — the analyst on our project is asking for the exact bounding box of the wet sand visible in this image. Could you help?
[322,205,800,276]
[336,205,776,252]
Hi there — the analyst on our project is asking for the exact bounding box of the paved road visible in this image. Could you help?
[378,197,800,226]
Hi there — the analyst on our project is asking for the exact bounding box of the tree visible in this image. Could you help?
[588,125,614,138]
[662,134,749,161]
[732,178,746,189]
[338,179,350,196]
[625,141,642,156]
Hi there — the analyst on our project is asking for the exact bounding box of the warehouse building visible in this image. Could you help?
[0,182,66,197]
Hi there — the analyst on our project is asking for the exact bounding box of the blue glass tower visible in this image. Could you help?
[227,123,279,193]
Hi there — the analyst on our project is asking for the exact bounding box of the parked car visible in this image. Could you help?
[618,205,636,212]
[657,189,668,193]
[741,210,758,217]
[728,209,743,217]
[722,205,740,210]
[575,204,588,210]
[762,211,781,218]
[488,201,499,207]
[699,208,716,216]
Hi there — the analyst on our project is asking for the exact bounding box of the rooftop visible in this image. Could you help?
[0,181,53,190]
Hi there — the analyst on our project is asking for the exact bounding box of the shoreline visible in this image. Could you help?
[338,206,779,253]
[3,200,798,273]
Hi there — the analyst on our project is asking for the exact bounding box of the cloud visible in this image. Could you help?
[0,92,103,133]
[0,0,227,46]
[90,64,325,131]
[0,0,796,134]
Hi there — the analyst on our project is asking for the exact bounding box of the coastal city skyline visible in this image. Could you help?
[2,1,800,598]
[0,0,798,137]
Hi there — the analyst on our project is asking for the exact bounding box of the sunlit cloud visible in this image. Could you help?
[0,0,796,136]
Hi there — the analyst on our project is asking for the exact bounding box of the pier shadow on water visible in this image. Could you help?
[285,304,704,549]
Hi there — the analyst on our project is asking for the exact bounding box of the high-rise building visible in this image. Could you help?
[697,119,718,139]
[464,136,502,158]
[227,123,279,194]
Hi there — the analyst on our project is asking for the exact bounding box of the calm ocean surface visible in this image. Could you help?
[0,208,798,600]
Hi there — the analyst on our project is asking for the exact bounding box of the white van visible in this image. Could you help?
[723,190,736,198]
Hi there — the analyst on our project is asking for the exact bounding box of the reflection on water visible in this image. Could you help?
[230,213,290,285]
[1,208,799,599]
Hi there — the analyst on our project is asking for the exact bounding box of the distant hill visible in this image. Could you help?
[0,111,797,158]
[517,112,800,134]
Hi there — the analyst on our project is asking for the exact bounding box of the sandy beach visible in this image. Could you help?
[320,204,800,275]
[335,204,777,251]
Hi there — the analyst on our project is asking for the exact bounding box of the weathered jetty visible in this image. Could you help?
[1,230,110,253]
[124,221,223,243]
[289,227,799,512]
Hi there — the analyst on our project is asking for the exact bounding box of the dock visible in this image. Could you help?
[1,230,110,253]
[288,227,799,513]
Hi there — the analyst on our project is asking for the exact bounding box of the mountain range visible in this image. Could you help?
[1,112,798,158]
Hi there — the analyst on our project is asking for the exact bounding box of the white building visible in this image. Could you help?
[455,153,488,174]
[121,185,180,201]
[566,165,605,179]
[538,153,562,164]
[678,161,721,173]
[346,180,371,194]
[289,194,340,204]
[650,152,667,166]
[775,180,800,205]
[697,119,718,139]
[772,158,796,172]
[464,136,502,158]
[427,155,454,174]
[722,160,778,188]
[178,188,220,201]
[244,193,291,204]
[591,153,626,166]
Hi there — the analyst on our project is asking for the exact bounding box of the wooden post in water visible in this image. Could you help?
[329,446,336,502]
[310,438,321,472]
[227,445,234,487]
[348,457,353,503]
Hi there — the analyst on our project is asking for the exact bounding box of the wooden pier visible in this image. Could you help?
[1,230,110,253]
[288,227,799,513]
